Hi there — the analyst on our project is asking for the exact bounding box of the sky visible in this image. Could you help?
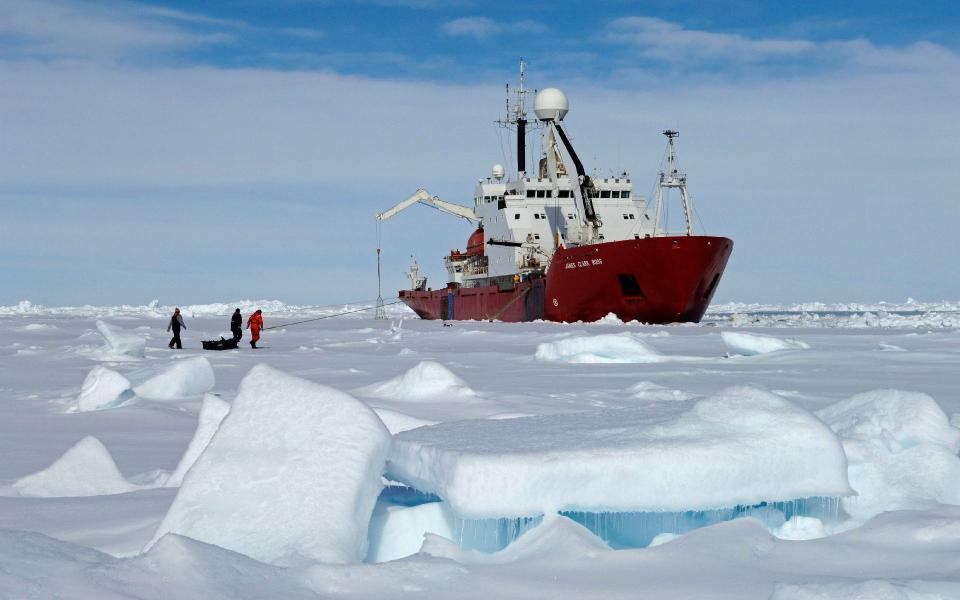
[1,0,958,306]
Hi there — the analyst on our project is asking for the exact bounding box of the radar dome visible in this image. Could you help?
[534,88,569,122]
[492,164,505,180]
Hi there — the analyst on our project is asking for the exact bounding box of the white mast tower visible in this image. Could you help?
[653,130,694,236]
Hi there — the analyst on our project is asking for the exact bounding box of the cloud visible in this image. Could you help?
[0,0,234,60]
[604,16,959,73]
[441,17,546,40]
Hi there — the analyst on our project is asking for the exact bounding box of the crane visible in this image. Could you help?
[376,188,479,223]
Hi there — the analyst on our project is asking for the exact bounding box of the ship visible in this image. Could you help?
[376,62,733,324]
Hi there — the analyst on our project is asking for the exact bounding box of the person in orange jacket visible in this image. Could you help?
[246,309,264,348]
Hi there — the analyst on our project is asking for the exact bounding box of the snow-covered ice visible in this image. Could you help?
[164,394,231,487]
[535,332,663,363]
[148,365,391,565]
[93,319,146,359]
[11,436,138,497]
[2,304,960,598]
[721,331,810,356]
[388,386,852,518]
[71,366,135,412]
[133,356,215,400]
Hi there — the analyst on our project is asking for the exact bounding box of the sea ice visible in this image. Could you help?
[367,497,454,563]
[534,333,662,363]
[71,366,135,412]
[721,331,810,356]
[627,381,694,402]
[133,356,215,400]
[12,436,137,497]
[817,390,960,521]
[147,365,391,565]
[372,407,438,434]
[362,361,477,401]
[388,386,851,519]
[164,394,231,487]
[95,320,146,359]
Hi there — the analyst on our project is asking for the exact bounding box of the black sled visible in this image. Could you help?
[202,337,239,351]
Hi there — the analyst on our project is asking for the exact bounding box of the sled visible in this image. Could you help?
[201,337,239,351]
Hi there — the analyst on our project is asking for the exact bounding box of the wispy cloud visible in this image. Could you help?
[0,0,234,60]
[440,17,546,40]
[604,16,959,73]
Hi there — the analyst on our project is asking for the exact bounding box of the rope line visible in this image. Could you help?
[263,299,404,330]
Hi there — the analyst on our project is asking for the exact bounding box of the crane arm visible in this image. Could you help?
[376,188,479,223]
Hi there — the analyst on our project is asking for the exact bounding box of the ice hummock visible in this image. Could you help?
[164,394,231,487]
[388,386,851,519]
[817,389,960,521]
[534,333,663,363]
[147,365,391,565]
[362,361,477,401]
[94,320,146,359]
[133,357,215,400]
[71,366,135,412]
[12,436,137,497]
[721,331,810,356]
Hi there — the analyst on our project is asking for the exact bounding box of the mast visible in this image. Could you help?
[653,130,693,236]
[497,59,530,179]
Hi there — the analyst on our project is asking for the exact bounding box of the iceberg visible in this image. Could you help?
[147,365,391,565]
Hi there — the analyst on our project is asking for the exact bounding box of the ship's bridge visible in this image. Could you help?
[461,174,657,282]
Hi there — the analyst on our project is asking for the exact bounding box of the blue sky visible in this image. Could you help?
[1,0,958,306]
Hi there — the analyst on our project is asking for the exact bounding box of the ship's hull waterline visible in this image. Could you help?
[399,236,733,324]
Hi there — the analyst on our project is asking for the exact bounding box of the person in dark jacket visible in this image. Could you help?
[167,308,186,349]
[230,308,243,341]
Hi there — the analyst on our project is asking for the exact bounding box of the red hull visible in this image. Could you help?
[400,236,732,324]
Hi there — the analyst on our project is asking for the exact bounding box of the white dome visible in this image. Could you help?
[533,88,569,121]
[491,164,505,180]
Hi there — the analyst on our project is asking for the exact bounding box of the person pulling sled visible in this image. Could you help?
[247,309,264,348]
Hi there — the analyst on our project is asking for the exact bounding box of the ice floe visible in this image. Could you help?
[817,390,960,521]
[721,331,810,356]
[12,436,137,497]
[164,394,231,487]
[372,407,438,434]
[71,366,135,412]
[147,365,391,565]
[362,361,477,401]
[534,333,662,363]
[388,385,851,519]
[133,357,215,400]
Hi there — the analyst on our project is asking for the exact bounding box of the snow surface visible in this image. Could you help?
[94,319,146,359]
[535,332,663,363]
[721,331,810,355]
[133,356,215,400]
[147,365,391,565]
[388,386,852,518]
[2,307,960,598]
[71,366,134,412]
[164,394,231,487]
[11,436,138,497]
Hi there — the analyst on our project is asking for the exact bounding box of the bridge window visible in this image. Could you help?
[622,191,631,199]
[546,190,553,198]
[611,191,621,198]
[600,190,611,198]
[558,190,571,198]
[527,190,536,198]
